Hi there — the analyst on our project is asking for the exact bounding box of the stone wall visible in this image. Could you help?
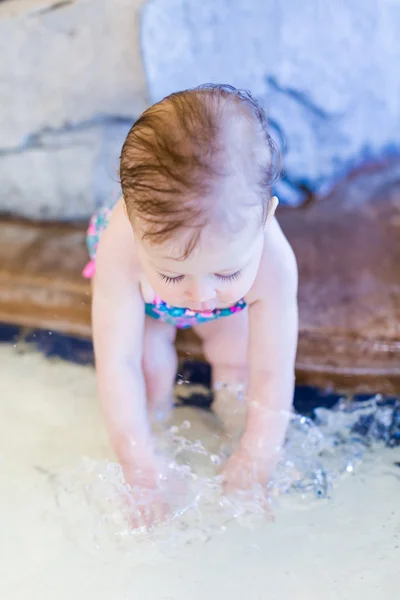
[1,0,399,219]
[0,0,147,219]
[141,0,400,205]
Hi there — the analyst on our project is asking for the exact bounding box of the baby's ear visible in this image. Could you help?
[265,195,279,225]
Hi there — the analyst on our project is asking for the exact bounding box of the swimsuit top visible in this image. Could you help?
[145,295,247,329]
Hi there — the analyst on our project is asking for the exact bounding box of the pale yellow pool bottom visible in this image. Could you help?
[1,344,399,600]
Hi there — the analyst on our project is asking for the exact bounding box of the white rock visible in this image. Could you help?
[0,119,130,220]
[141,0,400,201]
[0,0,147,218]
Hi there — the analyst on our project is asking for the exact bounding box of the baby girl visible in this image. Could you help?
[84,84,298,509]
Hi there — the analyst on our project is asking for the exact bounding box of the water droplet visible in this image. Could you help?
[55,392,399,551]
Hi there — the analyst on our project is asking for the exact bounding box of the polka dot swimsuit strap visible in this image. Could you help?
[145,296,247,329]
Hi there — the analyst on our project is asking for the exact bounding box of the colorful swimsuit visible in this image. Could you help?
[83,202,247,329]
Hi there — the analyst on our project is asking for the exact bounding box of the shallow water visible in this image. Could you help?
[1,343,399,600]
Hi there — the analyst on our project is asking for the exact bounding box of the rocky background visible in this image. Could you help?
[1,0,399,220]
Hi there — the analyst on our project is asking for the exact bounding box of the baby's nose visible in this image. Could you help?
[186,278,216,302]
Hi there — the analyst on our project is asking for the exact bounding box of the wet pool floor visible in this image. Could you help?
[1,342,399,600]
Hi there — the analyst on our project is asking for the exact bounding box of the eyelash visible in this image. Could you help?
[158,271,242,285]
[215,271,241,282]
[158,273,184,285]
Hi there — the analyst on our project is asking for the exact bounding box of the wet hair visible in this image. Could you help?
[120,84,281,257]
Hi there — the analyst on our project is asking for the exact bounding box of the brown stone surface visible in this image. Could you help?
[0,158,399,392]
[278,158,400,393]
[0,219,92,338]
[0,217,203,356]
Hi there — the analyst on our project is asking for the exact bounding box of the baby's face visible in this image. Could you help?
[136,223,265,311]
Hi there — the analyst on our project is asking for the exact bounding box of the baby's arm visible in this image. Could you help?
[92,201,158,488]
[224,219,298,488]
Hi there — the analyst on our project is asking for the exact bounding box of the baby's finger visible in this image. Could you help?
[126,488,171,530]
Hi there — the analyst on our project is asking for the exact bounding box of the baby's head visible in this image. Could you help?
[120,84,280,310]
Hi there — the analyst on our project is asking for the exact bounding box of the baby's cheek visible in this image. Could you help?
[241,269,259,296]
[218,283,244,304]
[234,278,253,299]
[152,283,173,303]
[154,283,187,306]
[142,274,167,302]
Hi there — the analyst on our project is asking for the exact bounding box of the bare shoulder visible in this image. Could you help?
[101,196,134,246]
[95,196,140,284]
[246,217,298,304]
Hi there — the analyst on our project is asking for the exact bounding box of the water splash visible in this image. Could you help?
[56,394,400,550]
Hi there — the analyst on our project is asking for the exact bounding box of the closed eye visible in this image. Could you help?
[215,271,241,282]
[158,273,184,285]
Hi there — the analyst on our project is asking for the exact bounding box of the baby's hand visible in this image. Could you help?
[127,486,169,530]
[221,433,279,494]
[221,448,267,492]
[121,455,170,529]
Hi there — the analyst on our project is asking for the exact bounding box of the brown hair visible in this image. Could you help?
[120,84,280,256]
